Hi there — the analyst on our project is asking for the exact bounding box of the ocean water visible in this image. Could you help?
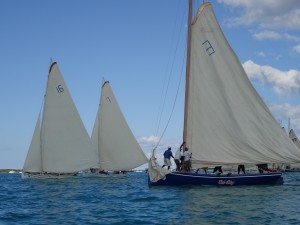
[1,172,300,225]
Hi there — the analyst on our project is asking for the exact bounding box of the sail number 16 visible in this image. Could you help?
[56,85,64,93]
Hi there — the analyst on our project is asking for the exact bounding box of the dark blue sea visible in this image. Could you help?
[1,172,300,225]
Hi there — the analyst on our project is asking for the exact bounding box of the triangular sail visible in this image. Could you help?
[186,3,300,166]
[23,112,42,172]
[41,62,98,173]
[92,81,148,171]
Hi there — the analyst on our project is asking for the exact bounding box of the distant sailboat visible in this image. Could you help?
[148,1,300,186]
[289,129,300,149]
[286,129,300,172]
[86,81,148,176]
[22,62,98,179]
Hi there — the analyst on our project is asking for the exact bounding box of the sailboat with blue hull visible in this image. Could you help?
[148,1,300,186]
[149,172,283,187]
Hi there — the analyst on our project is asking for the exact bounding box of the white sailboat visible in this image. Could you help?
[22,62,98,179]
[148,1,300,186]
[286,129,300,172]
[289,129,300,149]
[85,81,148,177]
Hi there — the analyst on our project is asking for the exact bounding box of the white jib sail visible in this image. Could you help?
[92,81,148,171]
[41,63,98,173]
[187,3,300,166]
[23,112,42,172]
[148,153,171,182]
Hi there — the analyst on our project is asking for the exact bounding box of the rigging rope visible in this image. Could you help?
[153,2,188,150]
[153,1,183,139]
[153,44,187,150]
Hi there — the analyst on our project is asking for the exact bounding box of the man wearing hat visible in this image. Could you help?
[162,146,174,170]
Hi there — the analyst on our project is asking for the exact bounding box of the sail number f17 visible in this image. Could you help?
[202,40,215,56]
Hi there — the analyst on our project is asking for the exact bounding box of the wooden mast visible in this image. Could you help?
[183,0,192,147]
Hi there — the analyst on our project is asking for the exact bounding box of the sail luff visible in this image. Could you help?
[23,112,42,172]
[40,68,51,172]
[183,0,193,146]
[91,109,101,168]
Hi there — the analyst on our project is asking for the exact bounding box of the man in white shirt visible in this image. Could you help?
[174,148,182,171]
[182,147,191,172]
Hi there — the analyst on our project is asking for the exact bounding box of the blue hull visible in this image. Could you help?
[149,172,283,186]
[285,169,300,172]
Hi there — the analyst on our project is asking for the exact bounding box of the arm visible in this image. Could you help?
[180,142,185,151]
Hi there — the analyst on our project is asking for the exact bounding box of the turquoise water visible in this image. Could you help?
[1,172,300,225]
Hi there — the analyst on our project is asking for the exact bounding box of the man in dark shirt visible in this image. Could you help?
[162,147,174,170]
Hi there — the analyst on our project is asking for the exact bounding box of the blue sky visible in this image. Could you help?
[1,0,300,169]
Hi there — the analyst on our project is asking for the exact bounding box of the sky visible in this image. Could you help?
[1,0,300,170]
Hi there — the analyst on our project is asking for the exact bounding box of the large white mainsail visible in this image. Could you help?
[91,81,148,171]
[186,3,300,166]
[23,62,98,174]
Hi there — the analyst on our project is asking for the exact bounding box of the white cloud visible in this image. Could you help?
[137,136,181,150]
[275,54,282,61]
[284,33,300,42]
[293,44,300,54]
[252,31,300,42]
[243,60,265,83]
[138,135,160,145]
[217,0,300,29]
[243,60,300,94]
[257,51,266,57]
[253,31,282,40]
[269,103,300,133]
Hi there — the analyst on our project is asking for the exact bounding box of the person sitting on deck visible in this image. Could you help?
[238,165,245,174]
[213,166,223,175]
[256,164,268,173]
[99,170,109,175]
[195,167,208,174]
